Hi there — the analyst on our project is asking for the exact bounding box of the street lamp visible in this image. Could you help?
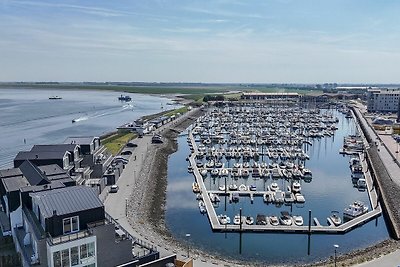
[333,244,339,267]
[185,233,191,258]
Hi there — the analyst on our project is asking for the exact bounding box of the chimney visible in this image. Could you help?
[53,210,57,216]
[35,154,38,159]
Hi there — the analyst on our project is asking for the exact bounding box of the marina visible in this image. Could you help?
[187,109,381,233]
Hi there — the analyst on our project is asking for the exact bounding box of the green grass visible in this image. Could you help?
[165,106,189,116]
[102,132,136,155]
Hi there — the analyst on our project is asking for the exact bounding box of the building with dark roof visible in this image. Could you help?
[11,185,153,267]
[64,136,100,155]
[14,150,73,174]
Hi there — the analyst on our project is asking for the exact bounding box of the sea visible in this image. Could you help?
[0,88,179,168]
[165,108,390,265]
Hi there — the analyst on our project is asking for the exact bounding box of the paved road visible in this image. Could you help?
[102,108,229,266]
[354,249,400,266]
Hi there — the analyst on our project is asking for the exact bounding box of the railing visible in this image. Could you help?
[47,230,91,246]
[104,212,157,253]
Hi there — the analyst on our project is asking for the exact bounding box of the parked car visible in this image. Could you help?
[126,142,138,147]
[110,185,119,193]
[121,150,133,155]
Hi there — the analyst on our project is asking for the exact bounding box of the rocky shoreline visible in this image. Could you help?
[125,107,398,267]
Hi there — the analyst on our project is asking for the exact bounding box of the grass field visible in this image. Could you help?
[0,83,321,96]
[102,132,136,155]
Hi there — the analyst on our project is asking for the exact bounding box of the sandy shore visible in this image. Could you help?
[124,107,398,267]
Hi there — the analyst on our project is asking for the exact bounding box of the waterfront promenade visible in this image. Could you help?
[102,107,229,267]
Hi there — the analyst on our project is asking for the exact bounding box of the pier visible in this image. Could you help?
[188,125,382,234]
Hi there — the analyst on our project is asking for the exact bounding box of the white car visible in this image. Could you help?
[110,185,119,193]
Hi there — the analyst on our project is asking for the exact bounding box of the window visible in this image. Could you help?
[61,249,70,267]
[80,243,88,259]
[63,216,79,234]
[80,242,95,260]
[53,251,61,267]
[71,246,79,266]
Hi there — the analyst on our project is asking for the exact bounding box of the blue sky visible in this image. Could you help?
[0,0,399,83]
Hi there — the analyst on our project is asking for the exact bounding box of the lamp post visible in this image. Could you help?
[333,244,339,267]
[185,233,191,258]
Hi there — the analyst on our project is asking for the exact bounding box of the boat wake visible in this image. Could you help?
[72,105,133,123]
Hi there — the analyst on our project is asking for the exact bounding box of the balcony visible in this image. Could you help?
[47,230,92,246]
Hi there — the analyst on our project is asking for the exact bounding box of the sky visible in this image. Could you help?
[0,0,399,83]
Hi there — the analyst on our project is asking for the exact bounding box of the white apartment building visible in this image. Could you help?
[367,88,400,112]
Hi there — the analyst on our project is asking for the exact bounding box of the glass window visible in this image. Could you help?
[80,243,88,259]
[71,246,79,266]
[87,242,95,257]
[61,249,70,267]
[53,251,61,267]
[72,216,79,232]
[63,218,71,234]
[63,216,79,234]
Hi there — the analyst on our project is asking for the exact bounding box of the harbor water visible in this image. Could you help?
[165,108,390,265]
[0,88,179,168]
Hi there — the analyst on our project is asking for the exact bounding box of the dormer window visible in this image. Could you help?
[63,216,79,234]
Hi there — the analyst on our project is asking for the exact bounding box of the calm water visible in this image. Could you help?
[165,108,390,265]
[0,88,179,168]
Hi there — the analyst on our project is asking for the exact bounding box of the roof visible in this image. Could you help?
[242,92,299,96]
[0,168,22,179]
[19,160,50,185]
[20,181,65,193]
[14,151,70,161]
[31,144,79,153]
[2,176,30,192]
[64,136,98,145]
[29,186,103,218]
[38,164,66,176]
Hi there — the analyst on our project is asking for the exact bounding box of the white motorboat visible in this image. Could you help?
[196,193,202,200]
[284,191,294,203]
[229,184,238,191]
[218,214,231,225]
[343,201,368,219]
[328,211,342,226]
[279,211,292,226]
[200,169,208,177]
[238,184,248,191]
[231,192,239,202]
[233,215,242,225]
[218,185,226,191]
[274,190,284,204]
[198,201,207,214]
[292,182,301,193]
[270,215,279,226]
[249,185,257,191]
[245,216,254,225]
[270,182,279,191]
[192,182,200,193]
[294,193,305,203]
[220,168,229,177]
[211,168,219,176]
[292,215,304,226]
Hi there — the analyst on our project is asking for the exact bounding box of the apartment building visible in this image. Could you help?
[367,88,400,112]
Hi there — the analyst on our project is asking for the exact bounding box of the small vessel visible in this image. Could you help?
[195,193,202,200]
[270,182,279,191]
[200,169,208,177]
[231,192,240,202]
[198,201,207,214]
[192,182,200,193]
[274,190,284,204]
[249,185,257,191]
[211,169,219,176]
[279,211,292,226]
[238,184,248,191]
[218,185,226,191]
[284,191,294,203]
[269,215,279,226]
[292,182,301,193]
[229,184,238,191]
[233,215,242,225]
[256,214,268,225]
[343,201,368,219]
[292,215,304,226]
[294,193,305,203]
[209,193,220,203]
[218,214,231,225]
[245,216,254,225]
[328,211,342,226]
[263,191,274,203]
[118,94,132,101]
[49,96,62,100]
[357,178,367,190]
